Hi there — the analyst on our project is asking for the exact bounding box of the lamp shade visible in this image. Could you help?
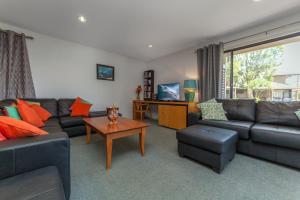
[183,80,197,90]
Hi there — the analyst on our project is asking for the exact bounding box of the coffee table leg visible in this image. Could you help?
[139,128,146,156]
[106,136,113,170]
[86,124,91,144]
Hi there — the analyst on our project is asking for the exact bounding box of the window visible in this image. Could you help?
[224,35,300,101]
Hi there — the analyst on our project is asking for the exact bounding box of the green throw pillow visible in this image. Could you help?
[4,106,21,120]
[197,98,217,109]
[295,110,300,120]
[200,102,228,121]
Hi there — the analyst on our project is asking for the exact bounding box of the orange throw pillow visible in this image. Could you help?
[70,97,81,111]
[0,116,48,139]
[0,132,6,141]
[71,100,92,117]
[17,99,45,127]
[30,104,52,122]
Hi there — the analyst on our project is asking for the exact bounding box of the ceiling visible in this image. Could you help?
[0,0,300,61]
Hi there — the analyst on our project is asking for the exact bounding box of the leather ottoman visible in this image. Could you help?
[176,125,238,173]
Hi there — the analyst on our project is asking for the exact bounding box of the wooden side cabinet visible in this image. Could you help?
[158,105,187,129]
[133,100,199,130]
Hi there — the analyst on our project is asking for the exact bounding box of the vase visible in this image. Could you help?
[107,106,119,124]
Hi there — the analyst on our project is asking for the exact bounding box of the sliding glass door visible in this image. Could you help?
[224,35,300,101]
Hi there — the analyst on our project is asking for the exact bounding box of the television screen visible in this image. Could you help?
[157,83,180,101]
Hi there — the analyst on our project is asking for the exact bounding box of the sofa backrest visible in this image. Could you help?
[0,99,15,116]
[0,98,58,117]
[0,99,16,107]
[58,99,76,117]
[256,101,300,127]
[217,99,256,122]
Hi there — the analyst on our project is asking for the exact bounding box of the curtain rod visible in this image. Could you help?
[0,28,34,40]
[195,20,300,53]
[224,20,300,45]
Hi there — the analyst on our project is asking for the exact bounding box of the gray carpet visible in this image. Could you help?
[70,122,300,200]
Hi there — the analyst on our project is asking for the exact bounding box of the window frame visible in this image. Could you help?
[224,32,300,99]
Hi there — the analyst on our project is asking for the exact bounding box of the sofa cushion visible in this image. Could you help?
[197,120,254,140]
[58,99,75,117]
[176,125,238,154]
[59,116,84,128]
[256,101,300,127]
[17,99,45,128]
[59,111,107,128]
[0,116,48,139]
[4,106,21,119]
[24,98,58,117]
[251,124,300,150]
[43,118,63,133]
[43,126,64,133]
[63,126,86,137]
[217,99,256,122]
[70,99,92,117]
[0,166,65,200]
[44,118,61,127]
[30,104,52,121]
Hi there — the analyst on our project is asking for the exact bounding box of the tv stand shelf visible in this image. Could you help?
[132,100,199,129]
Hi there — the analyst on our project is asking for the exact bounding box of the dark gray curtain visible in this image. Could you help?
[0,30,35,99]
[196,43,225,102]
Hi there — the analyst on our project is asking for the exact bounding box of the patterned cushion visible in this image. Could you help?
[295,110,300,120]
[205,98,218,103]
[200,102,228,121]
[197,98,217,109]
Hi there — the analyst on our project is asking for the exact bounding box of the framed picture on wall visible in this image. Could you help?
[96,64,115,81]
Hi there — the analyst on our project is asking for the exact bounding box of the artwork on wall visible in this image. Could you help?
[97,64,115,81]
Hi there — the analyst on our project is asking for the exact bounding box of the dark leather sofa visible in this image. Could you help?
[0,98,107,200]
[188,99,300,169]
[57,99,107,137]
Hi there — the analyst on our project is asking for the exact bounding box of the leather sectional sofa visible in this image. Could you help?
[0,98,107,200]
[188,99,300,169]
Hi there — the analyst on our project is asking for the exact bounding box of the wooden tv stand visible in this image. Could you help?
[132,100,199,129]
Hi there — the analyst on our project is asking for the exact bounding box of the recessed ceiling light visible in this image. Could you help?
[148,44,153,48]
[78,15,87,23]
[253,0,262,2]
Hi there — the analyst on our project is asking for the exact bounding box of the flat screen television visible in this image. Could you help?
[157,82,180,101]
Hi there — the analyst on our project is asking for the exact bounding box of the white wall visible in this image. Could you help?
[147,12,300,102]
[146,48,198,101]
[0,21,147,118]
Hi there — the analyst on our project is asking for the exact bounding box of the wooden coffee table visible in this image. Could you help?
[83,117,149,170]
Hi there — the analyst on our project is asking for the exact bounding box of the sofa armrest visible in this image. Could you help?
[188,112,201,126]
[89,111,122,118]
[0,132,70,199]
[89,111,107,118]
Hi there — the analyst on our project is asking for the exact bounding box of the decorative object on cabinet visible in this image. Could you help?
[136,85,142,100]
[183,80,197,102]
